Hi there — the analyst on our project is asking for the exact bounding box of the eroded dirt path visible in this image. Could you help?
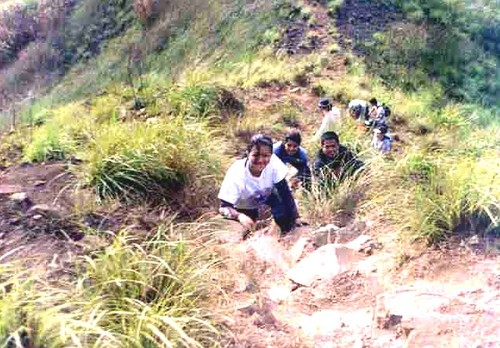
[217,218,499,347]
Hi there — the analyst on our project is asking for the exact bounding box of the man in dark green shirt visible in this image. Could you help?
[313,131,364,185]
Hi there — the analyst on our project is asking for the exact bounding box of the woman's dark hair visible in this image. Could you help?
[369,97,378,106]
[247,133,273,153]
[284,130,302,146]
[320,131,339,145]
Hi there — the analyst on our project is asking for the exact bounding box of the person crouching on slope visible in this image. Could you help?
[218,134,301,238]
[371,124,392,154]
[313,131,364,186]
[273,130,312,190]
[348,99,369,123]
[366,97,388,127]
[314,98,341,140]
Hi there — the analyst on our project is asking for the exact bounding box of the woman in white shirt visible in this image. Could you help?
[218,134,300,237]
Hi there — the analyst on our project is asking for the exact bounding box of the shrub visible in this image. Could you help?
[168,85,219,119]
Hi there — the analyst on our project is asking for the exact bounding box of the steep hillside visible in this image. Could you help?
[0,0,498,347]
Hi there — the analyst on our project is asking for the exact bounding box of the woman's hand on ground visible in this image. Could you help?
[295,218,309,227]
[237,213,255,230]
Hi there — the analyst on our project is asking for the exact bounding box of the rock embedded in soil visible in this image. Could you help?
[0,184,23,195]
[345,234,376,254]
[288,244,361,286]
[312,224,339,247]
[290,236,309,263]
[27,204,61,218]
[9,192,32,211]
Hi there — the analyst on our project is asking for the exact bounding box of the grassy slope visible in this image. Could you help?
[0,0,499,346]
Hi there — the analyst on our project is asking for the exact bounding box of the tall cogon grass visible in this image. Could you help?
[83,117,224,204]
[300,171,369,226]
[366,143,500,244]
[0,222,223,347]
[23,102,94,162]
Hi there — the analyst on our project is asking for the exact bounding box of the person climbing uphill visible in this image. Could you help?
[366,97,390,127]
[314,98,341,140]
[371,124,392,154]
[348,99,369,122]
[273,130,311,190]
[313,131,364,186]
[218,134,301,238]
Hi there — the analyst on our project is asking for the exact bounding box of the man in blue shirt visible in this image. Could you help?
[273,130,311,190]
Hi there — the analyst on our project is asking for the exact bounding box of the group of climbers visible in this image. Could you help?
[348,97,393,154]
[218,96,392,238]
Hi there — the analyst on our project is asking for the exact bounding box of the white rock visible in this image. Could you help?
[312,224,340,247]
[287,244,361,286]
[290,237,308,263]
[268,285,290,303]
[345,234,374,252]
[299,310,343,337]
[9,192,28,202]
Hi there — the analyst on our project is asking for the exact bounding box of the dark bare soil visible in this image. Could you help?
[336,0,403,53]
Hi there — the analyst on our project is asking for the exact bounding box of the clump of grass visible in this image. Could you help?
[24,102,96,162]
[0,222,223,347]
[168,84,219,119]
[83,118,223,204]
[0,129,28,167]
[300,170,368,226]
[368,145,499,244]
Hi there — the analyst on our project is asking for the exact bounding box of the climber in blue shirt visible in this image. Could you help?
[273,130,311,190]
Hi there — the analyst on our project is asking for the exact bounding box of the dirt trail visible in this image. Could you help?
[218,218,499,347]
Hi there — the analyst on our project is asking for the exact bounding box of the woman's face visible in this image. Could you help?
[249,144,272,175]
[284,140,299,156]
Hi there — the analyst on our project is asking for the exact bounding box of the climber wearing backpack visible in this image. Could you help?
[273,130,312,190]
[314,98,342,140]
[366,97,391,127]
[371,124,392,154]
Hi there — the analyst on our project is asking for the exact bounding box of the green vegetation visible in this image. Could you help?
[23,98,224,204]
[363,0,500,108]
[0,223,223,347]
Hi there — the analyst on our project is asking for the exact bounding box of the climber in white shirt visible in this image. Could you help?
[314,98,341,140]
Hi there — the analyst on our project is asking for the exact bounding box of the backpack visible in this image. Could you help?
[382,104,391,118]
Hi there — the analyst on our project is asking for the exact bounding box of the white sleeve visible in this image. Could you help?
[217,162,241,205]
[376,106,385,118]
[315,115,329,139]
[271,155,288,183]
[333,107,341,118]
